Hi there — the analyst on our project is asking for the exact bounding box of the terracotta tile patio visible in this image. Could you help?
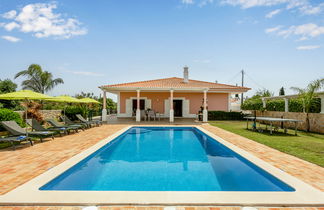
[0,123,323,209]
[0,124,128,195]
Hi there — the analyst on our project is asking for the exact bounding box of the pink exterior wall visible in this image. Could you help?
[119,92,229,114]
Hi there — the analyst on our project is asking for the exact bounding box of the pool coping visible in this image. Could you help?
[0,125,323,206]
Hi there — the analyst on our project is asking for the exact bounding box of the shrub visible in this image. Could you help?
[266,100,285,111]
[0,108,25,131]
[242,97,321,113]
[208,111,245,120]
[21,101,43,121]
[64,105,88,121]
[42,102,65,110]
[288,99,304,112]
[241,98,263,111]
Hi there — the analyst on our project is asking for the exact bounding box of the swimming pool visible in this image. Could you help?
[40,127,294,191]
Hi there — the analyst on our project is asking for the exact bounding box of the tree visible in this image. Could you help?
[291,78,324,132]
[0,79,17,93]
[15,64,64,93]
[0,79,19,109]
[255,89,273,97]
[279,87,285,96]
[106,98,117,111]
[98,97,117,112]
[75,91,99,100]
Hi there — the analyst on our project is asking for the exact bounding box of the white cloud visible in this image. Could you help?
[265,25,282,33]
[270,23,324,40]
[220,0,324,16]
[181,0,215,6]
[298,3,324,15]
[296,45,320,50]
[1,35,21,42]
[182,0,194,4]
[2,10,17,19]
[221,0,289,9]
[67,71,104,77]
[198,0,214,7]
[265,9,281,18]
[0,3,87,39]
[4,22,19,31]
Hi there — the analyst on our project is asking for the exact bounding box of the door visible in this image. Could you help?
[173,100,183,117]
[132,99,145,112]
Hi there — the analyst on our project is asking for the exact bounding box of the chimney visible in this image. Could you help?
[183,66,189,83]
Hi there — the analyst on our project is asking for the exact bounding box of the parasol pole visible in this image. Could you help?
[25,98,28,137]
[64,104,66,124]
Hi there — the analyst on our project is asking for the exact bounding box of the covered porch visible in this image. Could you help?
[103,114,202,125]
[100,88,210,123]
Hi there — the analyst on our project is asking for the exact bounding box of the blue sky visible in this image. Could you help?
[0,0,323,100]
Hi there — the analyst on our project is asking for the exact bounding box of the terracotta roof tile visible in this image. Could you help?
[102,77,250,91]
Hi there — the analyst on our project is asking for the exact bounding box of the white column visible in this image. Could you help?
[136,89,141,122]
[320,95,324,114]
[203,89,208,122]
[262,98,266,109]
[117,92,120,115]
[170,89,174,122]
[102,91,107,122]
[228,93,231,112]
[284,98,289,112]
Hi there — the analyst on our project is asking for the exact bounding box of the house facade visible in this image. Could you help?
[99,67,250,122]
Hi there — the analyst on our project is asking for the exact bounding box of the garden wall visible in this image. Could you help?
[14,110,62,120]
[254,110,324,134]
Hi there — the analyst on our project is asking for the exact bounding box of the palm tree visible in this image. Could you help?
[15,64,64,94]
[291,78,324,132]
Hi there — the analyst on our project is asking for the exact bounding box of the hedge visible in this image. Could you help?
[0,108,25,131]
[242,98,321,113]
[64,106,88,121]
[208,111,245,120]
[266,100,285,111]
[241,98,263,111]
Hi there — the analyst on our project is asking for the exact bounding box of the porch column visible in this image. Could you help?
[136,89,141,122]
[320,95,324,114]
[102,91,107,122]
[284,98,289,112]
[170,89,174,122]
[203,89,208,122]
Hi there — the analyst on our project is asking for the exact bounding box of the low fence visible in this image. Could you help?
[14,110,62,120]
[251,110,324,134]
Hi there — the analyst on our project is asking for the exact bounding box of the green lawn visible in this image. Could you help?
[209,121,324,167]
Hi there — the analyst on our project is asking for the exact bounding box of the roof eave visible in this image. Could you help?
[99,86,250,93]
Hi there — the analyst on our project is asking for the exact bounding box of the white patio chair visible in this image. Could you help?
[140,110,147,121]
[147,110,156,121]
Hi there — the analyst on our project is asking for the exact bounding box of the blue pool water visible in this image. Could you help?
[40,127,295,191]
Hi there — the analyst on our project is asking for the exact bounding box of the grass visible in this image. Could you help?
[209,121,324,167]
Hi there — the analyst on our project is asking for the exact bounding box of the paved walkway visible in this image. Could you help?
[0,124,128,195]
[0,123,323,209]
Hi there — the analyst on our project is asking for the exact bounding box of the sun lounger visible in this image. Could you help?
[0,121,55,142]
[60,115,87,130]
[27,119,72,136]
[0,135,33,150]
[45,119,80,133]
[76,114,102,127]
